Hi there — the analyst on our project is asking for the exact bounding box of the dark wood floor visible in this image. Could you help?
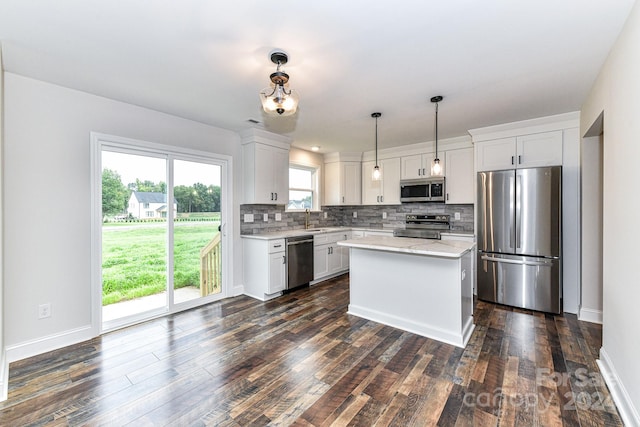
[0,274,623,426]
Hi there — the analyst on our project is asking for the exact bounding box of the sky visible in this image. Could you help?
[102,151,221,187]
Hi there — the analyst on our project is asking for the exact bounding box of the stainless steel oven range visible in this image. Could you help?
[393,214,451,239]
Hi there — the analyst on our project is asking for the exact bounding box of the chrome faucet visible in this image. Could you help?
[305,209,310,229]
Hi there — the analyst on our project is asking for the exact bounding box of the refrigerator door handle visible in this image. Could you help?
[516,174,522,249]
[509,175,516,251]
[481,255,554,267]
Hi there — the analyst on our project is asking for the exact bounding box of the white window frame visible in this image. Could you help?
[287,164,319,211]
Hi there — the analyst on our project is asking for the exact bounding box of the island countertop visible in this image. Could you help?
[338,236,475,258]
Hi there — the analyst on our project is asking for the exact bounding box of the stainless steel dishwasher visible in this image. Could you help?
[285,235,314,290]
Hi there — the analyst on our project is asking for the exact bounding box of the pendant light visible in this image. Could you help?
[430,95,444,176]
[371,112,382,181]
[259,50,299,116]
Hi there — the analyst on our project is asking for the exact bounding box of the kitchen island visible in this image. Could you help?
[337,236,475,348]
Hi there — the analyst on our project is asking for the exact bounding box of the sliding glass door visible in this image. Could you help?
[94,135,229,331]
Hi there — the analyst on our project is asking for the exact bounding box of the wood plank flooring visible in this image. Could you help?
[0,274,623,426]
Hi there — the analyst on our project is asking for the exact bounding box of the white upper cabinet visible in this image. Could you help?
[476,131,563,171]
[324,160,361,206]
[444,147,474,204]
[241,129,291,205]
[400,153,440,179]
[362,158,401,205]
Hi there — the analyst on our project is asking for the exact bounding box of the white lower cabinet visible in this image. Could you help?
[313,231,351,281]
[441,233,476,294]
[243,238,286,300]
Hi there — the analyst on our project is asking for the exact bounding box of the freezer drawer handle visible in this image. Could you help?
[481,255,553,267]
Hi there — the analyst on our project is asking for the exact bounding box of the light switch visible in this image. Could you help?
[382,212,387,219]
[353,211,357,218]
[455,212,461,220]
[263,213,269,222]
[244,213,254,223]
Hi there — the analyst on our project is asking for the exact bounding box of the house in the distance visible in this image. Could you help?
[127,191,177,219]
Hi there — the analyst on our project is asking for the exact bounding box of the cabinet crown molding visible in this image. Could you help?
[240,128,292,149]
[468,111,580,142]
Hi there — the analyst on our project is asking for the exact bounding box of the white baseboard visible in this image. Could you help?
[0,350,7,402]
[579,307,603,324]
[6,325,94,364]
[597,347,640,427]
[231,284,244,297]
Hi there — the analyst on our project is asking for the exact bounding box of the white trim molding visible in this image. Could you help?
[6,325,94,364]
[0,351,7,402]
[579,307,603,324]
[597,347,640,427]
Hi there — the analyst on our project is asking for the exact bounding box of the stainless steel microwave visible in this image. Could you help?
[400,177,445,202]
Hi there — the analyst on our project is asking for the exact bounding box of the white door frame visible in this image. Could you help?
[90,132,233,335]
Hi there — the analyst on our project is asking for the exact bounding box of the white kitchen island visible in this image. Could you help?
[337,236,476,348]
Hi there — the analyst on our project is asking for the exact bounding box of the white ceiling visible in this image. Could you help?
[0,1,635,153]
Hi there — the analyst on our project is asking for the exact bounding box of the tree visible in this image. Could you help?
[102,169,128,216]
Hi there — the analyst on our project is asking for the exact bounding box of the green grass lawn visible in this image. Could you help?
[102,222,220,305]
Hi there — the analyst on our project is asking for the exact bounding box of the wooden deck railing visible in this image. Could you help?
[200,233,222,296]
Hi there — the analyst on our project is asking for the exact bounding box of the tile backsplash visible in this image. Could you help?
[240,203,474,235]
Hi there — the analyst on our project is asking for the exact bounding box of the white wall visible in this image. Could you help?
[0,46,7,401]
[580,1,640,424]
[3,73,243,360]
[580,135,603,323]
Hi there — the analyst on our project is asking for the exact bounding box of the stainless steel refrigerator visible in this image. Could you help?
[476,166,562,313]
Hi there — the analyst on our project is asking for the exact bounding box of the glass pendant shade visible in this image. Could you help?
[372,165,381,181]
[431,158,443,176]
[260,84,299,116]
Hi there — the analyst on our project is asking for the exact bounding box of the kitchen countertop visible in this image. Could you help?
[338,235,475,258]
[240,226,394,240]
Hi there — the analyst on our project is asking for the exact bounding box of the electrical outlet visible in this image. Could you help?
[275,213,282,221]
[323,212,328,219]
[244,213,254,223]
[263,213,268,222]
[382,212,387,219]
[454,212,461,220]
[38,303,51,319]
[353,211,357,218]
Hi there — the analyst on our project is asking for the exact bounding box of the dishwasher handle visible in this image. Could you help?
[287,238,314,246]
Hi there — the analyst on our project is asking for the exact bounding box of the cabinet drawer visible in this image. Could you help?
[269,239,285,253]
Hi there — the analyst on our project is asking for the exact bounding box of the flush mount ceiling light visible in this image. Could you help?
[430,95,444,176]
[371,112,382,181]
[259,50,299,116]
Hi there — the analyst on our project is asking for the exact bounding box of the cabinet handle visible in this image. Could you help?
[518,155,521,165]
[511,156,515,165]
[282,255,286,264]
[274,192,278,200]
[418,168,421,176]
[422,168,426,176]
[446,193,449,201]
[342,196,345,203]
[274,244,282,248]
[381,196,384,203]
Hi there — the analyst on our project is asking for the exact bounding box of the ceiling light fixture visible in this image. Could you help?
[430,95,444,176]
[371,112,382,181]
[259,50,299,116]
[311,146,320,152]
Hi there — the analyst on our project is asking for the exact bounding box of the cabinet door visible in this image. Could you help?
[313,244,330,280]
[268,252,286,293]
[401,154,423,180]
[327,246,342,274]
[323,162,341,205]
[272,147,290,205]
[516,131,563,168]
[381,158,401,204]
[476,137,517,171]
[445,148,474,204]
[361,160,382,204]
[343,162,362,205]
[253,143,275,203]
